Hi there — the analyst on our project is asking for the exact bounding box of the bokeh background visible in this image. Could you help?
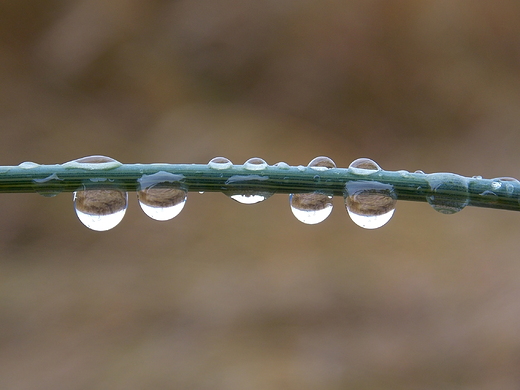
[1,1,520,389]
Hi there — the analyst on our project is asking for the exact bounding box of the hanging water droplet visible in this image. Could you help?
[290,156,336,224]
[138,171,187,221]
[74,189,128,231]
[426,173,469,214]
[244,157,268,171]
[208,157,233,170]
[224,174,272,204]
[344,181,397,229]
[72,156,127,231]
[290,193,333,224]
[349,158,381,175]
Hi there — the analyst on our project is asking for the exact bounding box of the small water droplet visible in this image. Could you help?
[138,172,187,221]
[290,156,336,224]
[244,157,268,171]
[415,170,426,174]
[426,173,469,214]
[344,180,397,229]
[230,194,270,204]
[208,157,233,170]
[297,165,306,172]
[18,161,40,169]
[199,191,204,194]
[349,158,381,175]
[274,162,290,170]
[472,175,483,180]
[72,156,127,231]
[63,155,122,170]
[491,181,502,190]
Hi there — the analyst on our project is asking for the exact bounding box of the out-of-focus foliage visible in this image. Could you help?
[1,1,520,389]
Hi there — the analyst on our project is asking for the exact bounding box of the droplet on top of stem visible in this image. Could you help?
[290,156,335,224]
[208,157,233,170]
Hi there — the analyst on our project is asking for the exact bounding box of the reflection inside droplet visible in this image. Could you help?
[208,156,233,170]
[71,155,127,231]
[290,193,333,224]
[137,172,187,221]
[426,173,469,214]
[244,157,268,171]
[230,194,270,204]
[74,189,128,231]
[344,180,397,229]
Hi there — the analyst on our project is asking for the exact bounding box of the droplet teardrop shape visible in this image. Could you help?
[344,158,396,229]
[138,172,187,221]
[290,156,335,224]
[72,156,128,231]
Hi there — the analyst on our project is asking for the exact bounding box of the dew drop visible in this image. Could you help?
[208,156,233,170]
[244,157,268,171]
[230,194,270,204]
[415,170,426,174]
[344,181,396,229]
[349,158,381,175]
[290,193,333,224]
[72,156,127,231]
[18,161,40,169]
[290,156,336,224]
[308,156,336,171]
[426,173,469,214]
[63,155,122,170]
[74,189,128,231]
[274,162,290,170]
[225,174,272,204]
[138,172,187,221]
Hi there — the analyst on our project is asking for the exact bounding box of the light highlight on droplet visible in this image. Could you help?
[208,157,233,170]
[137,172,187,221]
[244,157,268,171]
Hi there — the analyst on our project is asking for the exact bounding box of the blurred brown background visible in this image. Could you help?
[1,1,520,389]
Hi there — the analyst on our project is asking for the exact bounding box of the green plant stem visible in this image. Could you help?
[1,163,519,212]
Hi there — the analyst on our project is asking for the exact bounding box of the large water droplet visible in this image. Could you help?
[244,157,268,171]
[426,173,469,214]
[290,193,333,224]
[349,158,381,174]
[344,180,397,229]
[208,157,233,170]
[290,156,335,224]
[18,161,40,169]
[138,171,187,221]
[72,156,127,231]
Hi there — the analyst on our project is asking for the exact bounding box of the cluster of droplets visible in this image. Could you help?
[39,154,517,232]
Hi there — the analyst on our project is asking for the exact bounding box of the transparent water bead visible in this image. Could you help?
[72,156,128,231]
[349,158,381,175]
[290,193,333,224]
[426,173,469,214]
[290,156,336,224]
[244,157,268,171]
[493,177,519,196]
[138,172,187,221]
[344,181,397,229]
[225,174,272,204]
[208,157,233,170]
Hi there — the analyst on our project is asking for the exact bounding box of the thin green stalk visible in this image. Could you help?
[1,162,519,212]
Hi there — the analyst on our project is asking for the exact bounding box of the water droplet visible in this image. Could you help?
[349,158,381,175]
[74,189,127,231]
[493,177,519,196]
[72,156,127,231]
[472,175,483,180]
[208,157,233,170]
[18,161,40,169]
[290,193,333,224]
[225,174,272,204]
[290,156,336,224]
[63,155,122,170]
[274,162,290,170]
[491,181,502,190]
[244,157,268,171]
[297,165,306,172]
[415,170,426,174]
[138,172,187,221]
[344,181,397,229]
[308,156,336,171]
[33,173,63,197]
[426,173,469,214]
